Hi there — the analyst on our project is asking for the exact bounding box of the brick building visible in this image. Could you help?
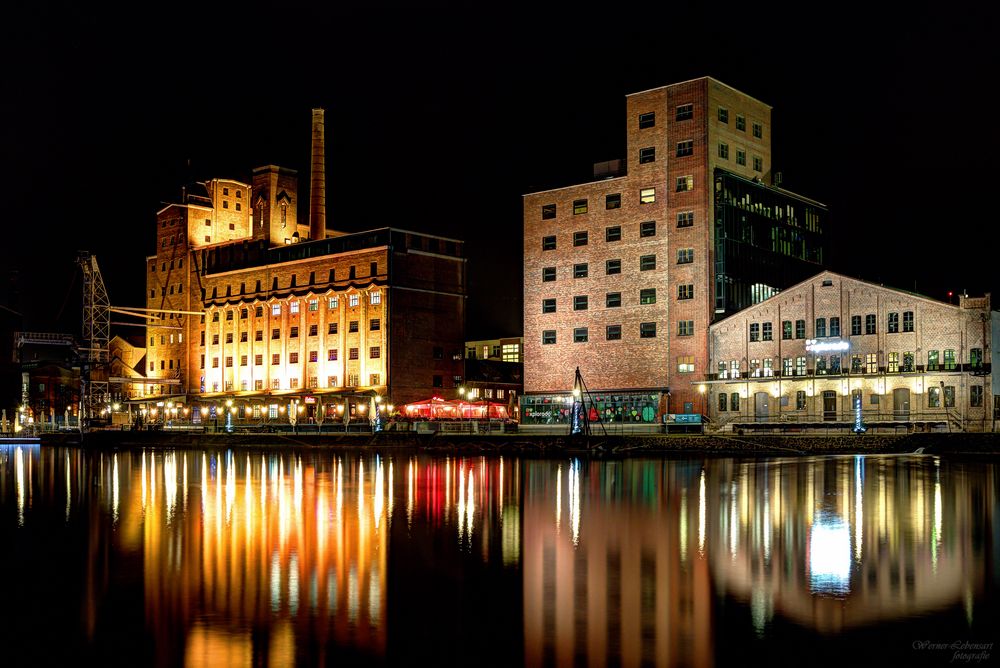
[706,271,996,431]
[522,77,828,425]
[141,110,466,421]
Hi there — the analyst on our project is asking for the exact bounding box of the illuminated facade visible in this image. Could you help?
[706,271,996,431]
[142,111,466,417]
[523,77,828,422]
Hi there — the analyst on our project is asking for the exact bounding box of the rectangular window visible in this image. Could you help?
[971,348,983,367]
[677,211,694,228]
[944,386,955,408]
[888,312,899,333]
[542,298,556,313]
[606,292,621,308]
[851,315,862,336]
[736,149,746,166]
[349,294,359,307]
[573,263,588,278]
[971,386,984,407]
[272,354,280,365]
[783,358,792,377]
[329,297,339,309]
[542,330,556,345]
[736,115,746,131]
[830,317,840,337]
[639,288,656,304]
[638,220,656,238]
[212,334,220,345]
[927,350,939,370]
[795,320,805,339]
[542,236,556,251]
[678,320,694,336]
[225,333,233,344]
[255,354,263,365]
[718,107,729,123]
[255,380,263,391]
[638,112,655,128]
[349,348,359,360]
[677,355,694,372]
[903,311,914,332]
[639,255,656,271]
[328,348,338,361]
[675,176,693,192]
[762,322,773,341]
[289,352,299,364]
[606,193,621,209]
[328,322,338,334]
[606,325,621,340]
[887,352,899,373]
[676,104,693,121]
[542,266,556,282]
[752,122,762,139]
[542,203,556,219]
[573,295,588,311]
[796,390,807,410]
[816,318,826,338]
[349,320,359,333]
[606,259,622,275]
[272,304,281,316]
[290,301,299,314]
[796,356,806,376]
[327,376,338,388]
[677,248,694,264]
[308,299,319,311]
[678,284,694,300]
[676,140,693,157]
[370,346,381,359]
[718,142,729,159]
[290,326,299,338]
[750,323,760,342]
[638,147,655,164]
[573,199,588,215]
[370,291,382,305]
[640,187,656,203]
[240,355,247,367]
[212,357,219,368]
[573,328,588,343]
[240,332,248,342]
[308,350,318,363]
[928,387,940,408]
[605,226,621,242]
[903,352,914,372]
[308,324,318,336]
[370,318,380,331]
[866,353,877,374]
[573,231,588,246]
[850,355,861,374]
[752,156,762,172]
[944,349,956,370]
[641,322,657,339]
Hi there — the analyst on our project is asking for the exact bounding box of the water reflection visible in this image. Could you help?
[0,448,996,666]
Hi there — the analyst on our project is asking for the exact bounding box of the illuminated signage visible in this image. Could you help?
[805,339,850,352]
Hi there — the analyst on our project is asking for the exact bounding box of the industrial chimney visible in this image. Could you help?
[308,108,326,241]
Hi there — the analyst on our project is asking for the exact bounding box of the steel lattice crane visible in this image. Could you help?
[78,251,111,421]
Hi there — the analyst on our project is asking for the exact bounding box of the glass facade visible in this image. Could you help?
[521,391,662,425]
[713,169,828,319]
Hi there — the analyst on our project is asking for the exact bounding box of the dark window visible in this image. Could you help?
[865,314,876,335]
[718,143,729,159]
[676,140,693,157]
[678,284,693,300]
[349,348,359,360]
[573,199,588,215]
[678,320,694,336]
[542,267,556,282]
[606,259,621,275]
[606,292,622,308]
[639,147,655,164]
[433,375,443,388]
[762,322,773,341]
[606,325,621,340]
[573,263,588,278]
[574,295,588,311]
[433,346,443,359]
[752,156,762,172]
[816,318,827,338]
[851,315,862,336]
[718,107,729,123]
[542,204,556,219]
[971,385,983,407]
[888,312,899,333]
[542,298,556,313]
[573,231,588,246]
[677,249,694,264]
[676,104,693,121]
[677,212,694,228]
[640,288,656,305]
[830,317,841,337]
[349,320,359,333]
[542,330,556,345]
[640,322,657,338]
[542,236,556,251]
[639,255,656,271]
[290,326,299,338]
[736,115,746,131]
[640,221,656,237]
[752,122,762,139]
[795,319,805,339]
[606,193,621,209]
[328,349,338,361]
[370,318,380,331]
[638,112,655,129]
[736,149,746,166]
[370,346,381,359]
[328,322,338,334]
[675,176,692,192]
[750,323,760,342]
[606,226,622,242]
[903,311,914,332]
[308,324,318,336]
[573,328,588,343]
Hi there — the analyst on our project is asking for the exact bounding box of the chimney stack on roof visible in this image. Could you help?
[308,108,326,241]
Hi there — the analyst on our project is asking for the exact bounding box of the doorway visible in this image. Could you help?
[823,390,837,421]
[755,392,770,422]
[893,388,910,419]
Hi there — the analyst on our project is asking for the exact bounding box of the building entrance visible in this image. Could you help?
[754,392,770,422]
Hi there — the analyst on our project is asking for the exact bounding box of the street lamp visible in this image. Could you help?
[698,384,707,422]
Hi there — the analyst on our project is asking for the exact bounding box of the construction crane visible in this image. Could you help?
[77,251,111,422]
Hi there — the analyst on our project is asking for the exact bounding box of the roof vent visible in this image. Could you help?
[822,279,833,287]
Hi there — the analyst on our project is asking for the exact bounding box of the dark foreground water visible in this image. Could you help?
[0,446,997,667]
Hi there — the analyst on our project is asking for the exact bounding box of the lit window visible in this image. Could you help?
[272,304,281,316]
[677,212,694,228]
[640,188,656,203]
[677,249,694,264]
[675,176,693,192]
[349,294,359,307]
[370,291,381,305]
[573,199,588,215]
[677,355,694,372]
[290,301,299,314]
[329,297,338,309]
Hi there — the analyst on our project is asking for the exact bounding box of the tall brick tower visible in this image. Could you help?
[309,107,327,242]
[522,77,828,424]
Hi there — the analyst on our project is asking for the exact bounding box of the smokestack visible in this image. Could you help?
[308,108,326,241]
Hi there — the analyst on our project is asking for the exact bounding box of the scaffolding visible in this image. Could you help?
[78,251,110,420]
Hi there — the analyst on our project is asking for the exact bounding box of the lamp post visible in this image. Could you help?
[698,384,707,423]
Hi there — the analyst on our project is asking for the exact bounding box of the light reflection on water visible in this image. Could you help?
[0,447,996,666]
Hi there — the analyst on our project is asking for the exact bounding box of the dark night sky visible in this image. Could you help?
[3,1,997,340]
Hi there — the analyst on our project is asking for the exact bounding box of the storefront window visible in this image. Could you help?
[520,392,661,424]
